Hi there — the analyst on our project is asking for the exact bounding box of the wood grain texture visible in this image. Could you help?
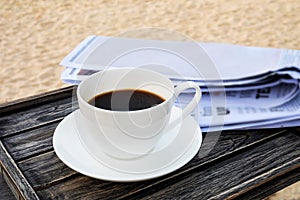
[36,175,147,200]
[0,141,39,200]
[0,86,75,115]
[0,173,15,200]
[18,151,77,190]
[236,166,300,200]
[3,122,59,162]
[0,97,76,138]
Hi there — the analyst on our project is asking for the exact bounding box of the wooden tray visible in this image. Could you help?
[1,86,300,199]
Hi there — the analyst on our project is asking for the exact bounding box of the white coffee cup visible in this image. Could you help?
[76,68,201,159]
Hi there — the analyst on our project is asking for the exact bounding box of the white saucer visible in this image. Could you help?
[53,107,202,182]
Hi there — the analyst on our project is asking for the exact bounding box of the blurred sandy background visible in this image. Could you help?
[1,0,299,199]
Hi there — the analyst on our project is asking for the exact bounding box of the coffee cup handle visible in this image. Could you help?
[174,81,202,119]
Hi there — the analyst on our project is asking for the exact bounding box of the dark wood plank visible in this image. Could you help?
[0,174,16,200]
[3,122,59,161]
[0,141,39,200]
[125,131,300,200]
[230,128,300,199]
[195,129,286,165]
[36,175,144,200]
[0,86,75,115]
[236,166,300,200]
[0,97,77,138]
[18,151,77,190]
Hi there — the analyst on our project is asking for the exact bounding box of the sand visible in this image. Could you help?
[1,0,300,198]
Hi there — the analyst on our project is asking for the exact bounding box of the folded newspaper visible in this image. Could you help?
[60,35,300,132]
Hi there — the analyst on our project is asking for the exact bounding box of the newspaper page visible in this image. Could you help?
[59,35,300,131]
[60,35,293,81]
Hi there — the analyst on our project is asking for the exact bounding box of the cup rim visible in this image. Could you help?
[77,68,174,114]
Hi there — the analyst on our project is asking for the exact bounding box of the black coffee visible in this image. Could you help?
[88,89,165,111]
